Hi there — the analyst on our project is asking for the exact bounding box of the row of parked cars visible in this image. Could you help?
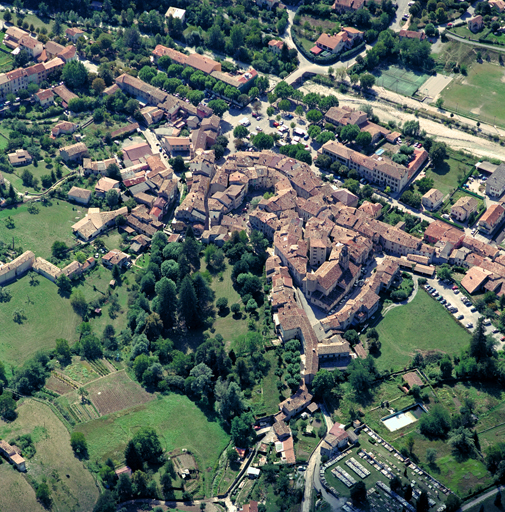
[319,467,339,498]
[424,284,469,324]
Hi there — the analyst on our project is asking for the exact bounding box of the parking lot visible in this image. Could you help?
[422,278,502,347]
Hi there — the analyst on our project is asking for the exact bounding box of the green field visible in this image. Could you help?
[210,260,249,344]
[425,149,478,196]
[372,286,472,371]
[373,65,430,96]
[0,275,81,367]
[0,400,99,512]
[9,161,72,194]
[441,62,505,127]
[0,201,84,259]
[75,393,229,496]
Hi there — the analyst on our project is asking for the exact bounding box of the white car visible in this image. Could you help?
[256,126,263,132]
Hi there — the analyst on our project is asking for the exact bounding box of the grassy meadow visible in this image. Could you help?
[0,400,99,512]
[74,393,229,496]
[0,200,84,259]
[372,287,472,371]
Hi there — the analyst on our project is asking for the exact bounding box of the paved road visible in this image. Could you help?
[460,485,505,511]
[445,30,505,52]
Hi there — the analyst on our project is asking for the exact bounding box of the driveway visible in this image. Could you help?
[422,278,503,348]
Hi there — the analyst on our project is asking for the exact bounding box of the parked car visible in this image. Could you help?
[458,315,464,320]
[466,323,474,328]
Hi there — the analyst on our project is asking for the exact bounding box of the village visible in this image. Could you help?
[3,0,505,511]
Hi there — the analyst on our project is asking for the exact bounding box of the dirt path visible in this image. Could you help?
[382,277,419,316]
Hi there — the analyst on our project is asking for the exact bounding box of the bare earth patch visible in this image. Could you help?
[86,370,155,416]
[45,375,75,395]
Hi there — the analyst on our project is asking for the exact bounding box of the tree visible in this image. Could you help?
[62,60,88,89]
[179,275,199,329]
[340,124,360,142]
[430,141,447,163]
[52,240,68,259]
[274,81,294,99]
[403,120,420,137]
[351,481,367,505]
[106,163,121,181]
[70,290,88,318]
[70,432,88,457]
[426,448,437,464]
[92,77,106,94]
[189,362,213,399]
[56,273,72,294]
[0,392,17,421]
[93,491,117,512]
[347,358,374,393]
[252,132,274,150]
[216,297,228,312]
[278,99,291,112]
[311,369,335,399]
[233,125,249,139]
[416,176,434,194]
[152,277,177,329]
[231,303,241,315]
[360,73,376,89]
[208,99,228,117]
[36,482,52,508]
[125,428,163,470]
[306,109,323,123]
[55,338,71,364]
[470,318,494,362]
[417,491,430,512]
[356,131,372,147]
[445,495,462,512]
[105,189,119,208]
[231,412,256,448]
[419,404,451,438]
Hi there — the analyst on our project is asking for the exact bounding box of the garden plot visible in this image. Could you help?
[85,370,154,415]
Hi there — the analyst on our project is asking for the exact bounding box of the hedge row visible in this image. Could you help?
[341,41,367,61]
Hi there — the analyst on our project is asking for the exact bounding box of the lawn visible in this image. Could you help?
[0,132,7,149]
[371,285,472,371]
[441,62,505,127]
[250,351,288,418]
[74,393,229,497]
[210,260,249,344]
[77,264,131,335]
[0,275,81,368]
[0,200,84,259]
[424,149,477,196]
[0,400,99,512]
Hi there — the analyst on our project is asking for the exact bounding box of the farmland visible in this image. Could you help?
[75,393,230,496]
[0,400,99,512]
[84,370,155,416]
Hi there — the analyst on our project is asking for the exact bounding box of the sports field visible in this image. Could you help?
[373,65,430,96]
[372,287,472,371]
[75,393,229,496]
[441,62,505,126]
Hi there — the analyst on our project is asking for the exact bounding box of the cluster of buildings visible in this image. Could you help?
[114,74,222,155]
[0,27,80,99]
[0,249,97,285]
[70,150,178,238]
[152,45,258,94]
[174,148,503,389]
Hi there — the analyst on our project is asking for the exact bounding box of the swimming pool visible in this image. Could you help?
[381,404,427,432]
